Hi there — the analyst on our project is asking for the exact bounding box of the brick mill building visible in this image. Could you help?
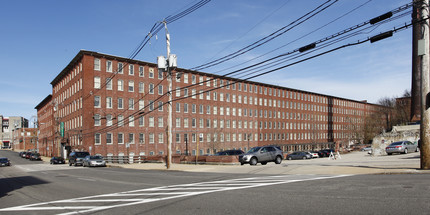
[35,50,387,159]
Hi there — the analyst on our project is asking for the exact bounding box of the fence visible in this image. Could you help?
[105,155,164,164]
[104,154,240,164]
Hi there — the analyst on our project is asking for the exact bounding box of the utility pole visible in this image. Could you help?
[158,21,177,169]
[416,0,430,169]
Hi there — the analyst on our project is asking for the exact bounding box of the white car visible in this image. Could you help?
[307,151,319,158]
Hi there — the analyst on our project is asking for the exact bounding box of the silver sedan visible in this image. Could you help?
[385,141,418,155]
[83,155,107,167]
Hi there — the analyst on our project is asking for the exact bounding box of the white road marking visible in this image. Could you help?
[0,174,351,215]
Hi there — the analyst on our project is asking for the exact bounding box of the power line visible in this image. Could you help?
[75,2,415,138]
[190,0,339,71]
[78,18,418,139]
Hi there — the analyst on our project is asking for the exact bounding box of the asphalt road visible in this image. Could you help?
[1,150,429,215]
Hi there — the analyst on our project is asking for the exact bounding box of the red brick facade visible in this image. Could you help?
[37,50,386,158]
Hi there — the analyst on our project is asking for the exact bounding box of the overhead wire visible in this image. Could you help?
[79,7,417,138]
[74,0,211,107]
[190,0,339,71]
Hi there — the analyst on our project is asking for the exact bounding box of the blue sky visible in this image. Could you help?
[0,0,413,121]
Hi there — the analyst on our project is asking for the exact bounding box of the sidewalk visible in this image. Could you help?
[106,151,429,175]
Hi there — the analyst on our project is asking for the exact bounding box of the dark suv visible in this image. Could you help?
[215,150,244,156]
[69,151,90,166]
[239,146,283,165]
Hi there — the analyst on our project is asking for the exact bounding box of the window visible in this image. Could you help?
[128,81,134,92]
[118,115,124,127]
[149,100,154,111]
[129,64,134,75]
[139,82,144,93]
[199,90,204,99]
[94,96,101,108]
[118,62,124,74]
[184,134,189,143]
[158,117,163,127]
[149,83,154,94]
[149,68,154,78]
[94,114,101,126]
[106,97,112,109]
[128,133,134,144]
[184,103,188,113]
[129,98,134,110]
[95,133,101,145]
[158,68,163,79]
[118,133,124,144]
[139,66,144,77]
[176,103,181,112]
[106,133,112,144]
[184,118,189,128]
[176,118,181,127]
[176,87,180,97]
[106,78,112,90]
[149,133,154,144]
[192,118,196,128]
[139,100,144,111]
[139,116,144,127]
[94,77,101,89]
[129,116,134,127]
[158,101,163,111]
[94,58,101,71]
[118,98,123,109]
[106,114,113,126]
[106,61,112,73]
[139,133,145,144]
[158,85,163,95]
[158,133,164,143]
[176,134,181,143]
[149,116,154,127]
[192,104,196,113]
[118,79,123,91]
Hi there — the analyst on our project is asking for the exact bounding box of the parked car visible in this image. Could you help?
[286,151,312,160]
[215,150,244,156]
[361,146,372,151]
[0,157,11,166]
[30,153,42,161]
[308,151,319,158]
[21,151,28,158]
[239,145,283,165]
[319,149,334,157]
[83,155,106,167]
[69,151,90,166]
[50,156,65,164]
[25,152,32,159]
[386,141,419,155]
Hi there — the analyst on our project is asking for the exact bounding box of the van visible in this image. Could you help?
[69,151,90,166]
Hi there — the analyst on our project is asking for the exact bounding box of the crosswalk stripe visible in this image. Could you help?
[0,174,351,215]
